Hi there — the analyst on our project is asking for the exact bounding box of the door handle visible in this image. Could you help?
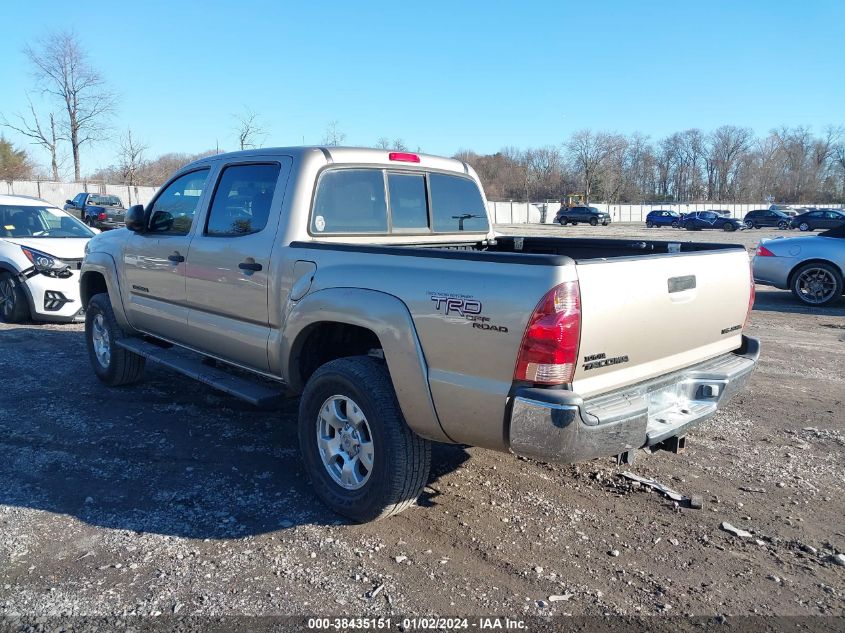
[168,253,185,263]
[238,261,263,272]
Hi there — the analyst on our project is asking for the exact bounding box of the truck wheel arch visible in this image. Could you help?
[281,288,452,444]
[79,253,135,333]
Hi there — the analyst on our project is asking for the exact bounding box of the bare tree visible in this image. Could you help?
[322,121,346,146]
[565,130,626,203]
[392,138,408,151]
[376,137,390,149]
[25,30,116,181]
[118,128,148,188]
[1,96,62,180]
[232,108,266,151]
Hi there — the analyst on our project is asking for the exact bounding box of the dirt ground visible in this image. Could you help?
[0,224,843,622]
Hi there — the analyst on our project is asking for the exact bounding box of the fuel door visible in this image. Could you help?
[290,260,316,301]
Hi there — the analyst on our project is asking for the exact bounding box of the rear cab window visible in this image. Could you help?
[311,168,489,235]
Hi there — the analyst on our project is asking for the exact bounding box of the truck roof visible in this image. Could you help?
[0,193,55,207]
[184,146,472,176]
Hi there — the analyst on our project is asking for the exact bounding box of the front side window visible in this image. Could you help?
[312,169,388,233]
[429,173,489,233]
[206,163,281,236]
[148,169,210,235]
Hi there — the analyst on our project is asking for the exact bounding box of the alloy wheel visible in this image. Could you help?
[91,313,111,368]
[316,395,375,490]
[795,267,838,304]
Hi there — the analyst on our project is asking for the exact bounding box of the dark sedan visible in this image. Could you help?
[789,209,845,232]
[555,205,611,226]
[743,209,791,230]
[681,210,744,232]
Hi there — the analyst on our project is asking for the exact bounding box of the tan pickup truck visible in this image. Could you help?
[80,147,759,522]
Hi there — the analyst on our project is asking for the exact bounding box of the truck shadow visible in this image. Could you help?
[752,288,845,317]
[0,326,470,539]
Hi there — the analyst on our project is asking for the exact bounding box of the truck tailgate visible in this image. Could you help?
[572,248,751,398]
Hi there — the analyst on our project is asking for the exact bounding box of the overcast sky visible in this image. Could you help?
[1,0,843,176]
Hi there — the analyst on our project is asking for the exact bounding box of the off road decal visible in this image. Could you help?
[428,292,509,333]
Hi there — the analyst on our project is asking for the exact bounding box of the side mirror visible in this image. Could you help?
[125,204,147,232]
[149,210,174,233]
[65,200,73,206]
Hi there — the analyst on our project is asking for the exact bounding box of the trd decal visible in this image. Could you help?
[428,292,509,334]
[430,295,482,317]
[582,352,629,371]
[721,324,742,335]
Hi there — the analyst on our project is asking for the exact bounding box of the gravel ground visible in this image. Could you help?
[1,223,843,621]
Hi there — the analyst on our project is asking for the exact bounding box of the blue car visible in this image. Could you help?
[645,210,681,228]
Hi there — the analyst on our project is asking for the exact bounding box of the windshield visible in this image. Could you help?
[88,194,122,207]
[0,205,95,238]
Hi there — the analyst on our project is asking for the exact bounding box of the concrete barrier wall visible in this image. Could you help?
[1,180,160,209]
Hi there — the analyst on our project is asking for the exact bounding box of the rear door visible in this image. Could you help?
[121,168,211,343]
[571,248,752,398]
[185,158,292,372]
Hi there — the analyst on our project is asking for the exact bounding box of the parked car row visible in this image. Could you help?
[642,208,845,232]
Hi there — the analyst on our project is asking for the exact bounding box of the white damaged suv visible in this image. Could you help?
[0,194,96,323]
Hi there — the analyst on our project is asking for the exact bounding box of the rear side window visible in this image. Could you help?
[312,169,388,233]
[429,173,489,233]
[206,163,281,236]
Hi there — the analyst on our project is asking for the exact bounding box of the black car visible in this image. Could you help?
[789,209,845,232]
[64,193,126,230]
[680,210,744,232]
[555,205,611,226]
[743,209,791,230]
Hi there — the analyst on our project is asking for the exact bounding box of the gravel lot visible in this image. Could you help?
[1,224,843,621]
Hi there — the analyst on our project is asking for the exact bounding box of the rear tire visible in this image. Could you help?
[790,262,843,307]
[589,217,598,226]
[298,356,432,523]
[799,222,811,232]
[646,221,654,228]
[0,272,30,323]
[85,293,146,386]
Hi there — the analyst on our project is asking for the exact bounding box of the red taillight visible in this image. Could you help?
[98,212,107,221]
[756,244,775,257]
[388,152,420,163]
[514,281,581,384]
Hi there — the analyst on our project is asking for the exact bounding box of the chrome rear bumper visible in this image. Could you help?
[508,336,760,463]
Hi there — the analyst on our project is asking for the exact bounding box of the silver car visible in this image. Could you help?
[753,225,845,306]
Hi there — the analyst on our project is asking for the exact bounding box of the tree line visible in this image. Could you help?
[458,125,845,204]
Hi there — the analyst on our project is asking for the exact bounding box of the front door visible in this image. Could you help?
[121,168,211,343]
[185,159,291,372]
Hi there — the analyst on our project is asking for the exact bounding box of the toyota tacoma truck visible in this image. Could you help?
[80,147,759,522]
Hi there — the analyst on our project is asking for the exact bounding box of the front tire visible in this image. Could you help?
[790,262,843,307]
[646,221,654,228]
[723,222,735,232]
[589,217,598,226]
[298,356,431,523]
[85,293,145,386]
[0,272,30,323]
[778,220,788,230]
[671,220,679,229]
